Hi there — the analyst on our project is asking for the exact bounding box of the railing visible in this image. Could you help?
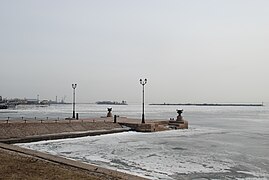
[0,116,109,124]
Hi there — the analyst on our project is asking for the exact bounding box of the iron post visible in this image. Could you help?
[140,78,147,123]
[72,83,77,119]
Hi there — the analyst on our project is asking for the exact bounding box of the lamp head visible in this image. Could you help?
[139,78,147,85]
[72,84,77,89]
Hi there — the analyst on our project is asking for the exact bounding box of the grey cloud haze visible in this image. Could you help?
[1,0,269,103]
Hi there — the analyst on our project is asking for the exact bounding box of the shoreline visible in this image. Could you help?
[0,127,130,144]
[0,143,146,180]
[0,116,188,179]
[0,118,148,179]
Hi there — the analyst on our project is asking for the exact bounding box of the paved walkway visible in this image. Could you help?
[0,143,147,180]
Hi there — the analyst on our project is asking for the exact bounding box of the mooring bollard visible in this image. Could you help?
[114,115,117,123]
[7,117,9,123]
[76,113,79,120]
[40,120,43,123]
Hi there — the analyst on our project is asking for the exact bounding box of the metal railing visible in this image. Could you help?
[0,116,107,124]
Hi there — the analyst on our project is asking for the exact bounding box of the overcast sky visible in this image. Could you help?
[1,0,269,104]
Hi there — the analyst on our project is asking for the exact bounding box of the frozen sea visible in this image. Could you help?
[2,104,269,179]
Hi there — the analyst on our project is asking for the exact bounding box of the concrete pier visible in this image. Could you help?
[0,116,188,180]
[114,116,188,132]
[0,117,188,143]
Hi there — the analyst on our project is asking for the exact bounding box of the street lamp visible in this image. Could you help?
[72,83,77,119]
[140,78,147,123]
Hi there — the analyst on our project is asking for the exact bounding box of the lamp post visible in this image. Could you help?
[140,78,147,123]
[72,83,77,119]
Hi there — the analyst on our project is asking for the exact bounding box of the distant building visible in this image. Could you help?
[26,99,39,104]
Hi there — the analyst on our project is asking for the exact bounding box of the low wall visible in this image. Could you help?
[0,121,128,143]
[0,128,130,144]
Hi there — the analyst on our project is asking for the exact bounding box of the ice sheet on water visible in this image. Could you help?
[18,128,229,178]
[17,127,269,179]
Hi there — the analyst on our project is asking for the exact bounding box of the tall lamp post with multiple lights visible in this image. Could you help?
[72,83,77,119]
[140,78,147,124]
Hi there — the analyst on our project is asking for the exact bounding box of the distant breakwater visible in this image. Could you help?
[149,103,264,107]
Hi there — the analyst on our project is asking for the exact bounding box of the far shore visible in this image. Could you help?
[149,103,264,106]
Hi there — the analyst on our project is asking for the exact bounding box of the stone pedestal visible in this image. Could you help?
[176,115,183,121]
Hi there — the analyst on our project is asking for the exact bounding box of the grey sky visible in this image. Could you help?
[1,0,269,103]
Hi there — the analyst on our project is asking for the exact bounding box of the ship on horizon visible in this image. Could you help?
[96,100,128,105]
